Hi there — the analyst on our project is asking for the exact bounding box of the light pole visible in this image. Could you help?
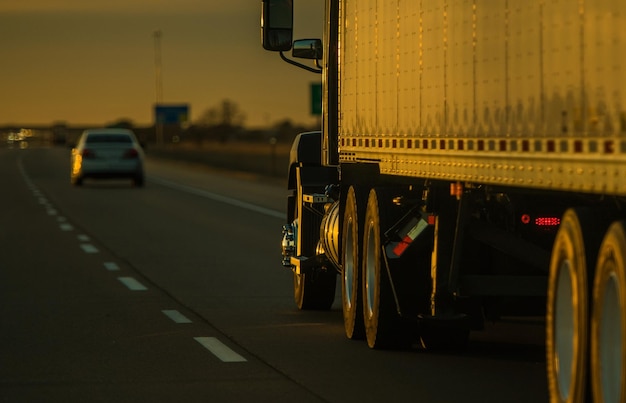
[154,29,163,103]
[154,29,163,145]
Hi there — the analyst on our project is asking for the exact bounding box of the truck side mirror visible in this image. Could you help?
[293,39,323,60]
[261,0,293,52]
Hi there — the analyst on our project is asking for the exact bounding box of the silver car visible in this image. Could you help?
[71,128,145,187]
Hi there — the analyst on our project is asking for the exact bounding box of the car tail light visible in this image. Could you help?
[81,149,96,158]
[123,149,139,159]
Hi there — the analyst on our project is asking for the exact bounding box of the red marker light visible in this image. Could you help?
[535,217,561,227]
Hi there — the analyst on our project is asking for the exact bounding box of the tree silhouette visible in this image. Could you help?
[197,99,246,128]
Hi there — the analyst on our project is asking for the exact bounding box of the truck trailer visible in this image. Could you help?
[261,1,625,402]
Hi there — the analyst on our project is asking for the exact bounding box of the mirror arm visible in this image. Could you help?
[280,51,322,74]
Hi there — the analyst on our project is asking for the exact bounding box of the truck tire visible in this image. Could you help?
[291,184,336,310]
[591,221,626,403]
[294,270,336,310]
[342,186,365,339]
[547,208,605,403]
[362,188,412,349]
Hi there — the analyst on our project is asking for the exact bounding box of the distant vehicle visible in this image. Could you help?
[71,128,145,187]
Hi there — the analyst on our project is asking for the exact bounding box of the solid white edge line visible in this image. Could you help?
[118,277,148,291]
[194,337,247,362]
[150,177,283,219]
[162,310,192,324]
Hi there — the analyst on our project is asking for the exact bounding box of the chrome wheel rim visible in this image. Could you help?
[365,221,376,319]
[555,259,575,400]
[599,271,621,403]
[343,217,355,310]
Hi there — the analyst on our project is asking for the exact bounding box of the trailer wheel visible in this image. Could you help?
[342,186,365,339]
[547,209,604,403]
[362,188,411,349]
[591,221,626,403]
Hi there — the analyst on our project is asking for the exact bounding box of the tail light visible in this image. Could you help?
[81,148,96,158]
[123,148,139,159]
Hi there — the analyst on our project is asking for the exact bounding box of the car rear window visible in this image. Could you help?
[85,134,133,144]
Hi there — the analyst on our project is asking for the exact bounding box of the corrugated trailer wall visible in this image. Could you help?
[338,0,626,195]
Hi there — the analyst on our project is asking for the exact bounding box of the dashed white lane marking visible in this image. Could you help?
[47,209,58,216]
[80,244,99,253]
[194,337,247,362]
[60,223,74,231]
[103,262,120,271]
[77,234,90,241]
[118,277,148,291]
[162,310,192,324]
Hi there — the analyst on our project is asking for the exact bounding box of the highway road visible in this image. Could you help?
[1,146,548,402]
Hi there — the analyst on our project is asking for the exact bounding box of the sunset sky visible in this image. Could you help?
[0,1,323,128]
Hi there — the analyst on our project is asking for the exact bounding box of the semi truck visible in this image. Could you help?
[261,1,625,402]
